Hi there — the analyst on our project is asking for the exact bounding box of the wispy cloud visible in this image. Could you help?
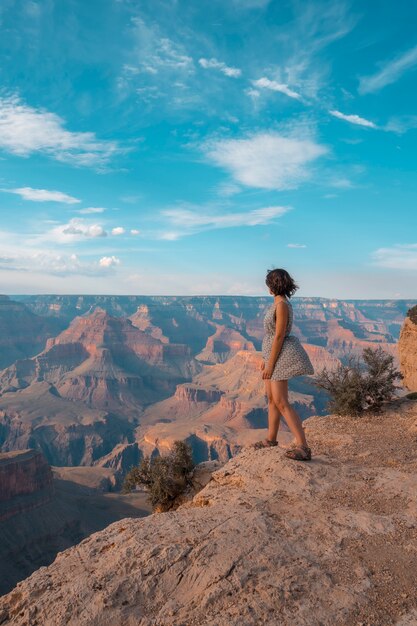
[231,0,271,7]
[384,115,417,134]
[359,44,417,94]
[0,95,120,167]
[77,207,106,214]
[203,131,328,190]
[111,226,125,235]
[2,187,81,203]
[287,243,306,248]
[157,205,290,239]
[371,243,417,270]
[199,58,242,78]
[252,77,301,100]
[329,109,377,129]
[118,18,194,94]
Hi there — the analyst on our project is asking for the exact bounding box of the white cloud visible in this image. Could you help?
[203,131,327,190]
[157,205,290,239]
[0,248,116,277]
[329,109,377,129]
[0,94,120,167]
[287,243,306,248]
[245,88,260,99]
[359,44,417,94]
[231,0,271,7]
[130,229,140,235]
[252,77,301,100]
[371,244,417,270]
[99,256,121,268]
[42,218,108,243]
[2,187,80,204]
[198,58,242,78]
[111,226,125,235]
[77,207,106,214]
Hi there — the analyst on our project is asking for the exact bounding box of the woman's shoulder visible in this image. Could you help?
[274,298,290,308]
[273,299,290,315]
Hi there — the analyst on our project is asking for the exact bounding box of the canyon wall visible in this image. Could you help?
[398,305,417,391]
[0,450,53,522]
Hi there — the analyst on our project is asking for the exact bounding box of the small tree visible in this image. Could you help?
[122,440,195,512]
[313,346,403,417]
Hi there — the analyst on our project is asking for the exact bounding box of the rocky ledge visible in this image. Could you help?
[0,399,416,625]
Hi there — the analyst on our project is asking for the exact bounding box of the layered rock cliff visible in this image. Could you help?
[0,309,201,465]
[398,306,417,391]
[0,308,199,408]
[0,450,53,522]
[0,452,152,596]
[1,397,416,625]
[196,324,256,364]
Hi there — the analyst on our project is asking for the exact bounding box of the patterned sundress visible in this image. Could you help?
[261,299,314,380]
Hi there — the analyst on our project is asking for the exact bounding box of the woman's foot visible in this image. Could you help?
[284,443,311,461]
[251,438,278,449]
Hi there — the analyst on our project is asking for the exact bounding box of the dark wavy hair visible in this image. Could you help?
[265,268,299,298]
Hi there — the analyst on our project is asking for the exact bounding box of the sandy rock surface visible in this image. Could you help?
[1,398,416,626]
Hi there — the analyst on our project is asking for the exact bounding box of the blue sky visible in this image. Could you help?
[0,0,417,297]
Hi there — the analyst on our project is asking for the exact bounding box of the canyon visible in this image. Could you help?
[0,295,414,472]
[0,294,415,613]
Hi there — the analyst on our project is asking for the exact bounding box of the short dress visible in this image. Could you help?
[261,299,314,380]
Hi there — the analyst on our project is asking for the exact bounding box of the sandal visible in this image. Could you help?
[284,444,312,461]
[251,438,278,449]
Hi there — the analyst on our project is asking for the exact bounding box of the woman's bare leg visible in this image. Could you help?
[270,380,308,447]
[265,380,281,441]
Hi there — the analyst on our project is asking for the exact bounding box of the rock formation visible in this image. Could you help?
[0,451,152,596]
[196,324,256,363]
[0,295,60,369]
[1,397,416,625]
[0,450,53,522]
[398,305,417,391]
[0,309,201,465]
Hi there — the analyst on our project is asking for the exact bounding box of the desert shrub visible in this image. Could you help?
[407,305,417,325]
[313,346,403,417]
[406,392,417,400]
[122,440,195,512]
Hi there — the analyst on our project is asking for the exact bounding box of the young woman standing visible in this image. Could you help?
[252,268,314,461]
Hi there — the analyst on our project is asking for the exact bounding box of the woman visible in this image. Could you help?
[252,268,314,461]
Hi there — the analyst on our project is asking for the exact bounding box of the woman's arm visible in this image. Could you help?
[262,301,288,379]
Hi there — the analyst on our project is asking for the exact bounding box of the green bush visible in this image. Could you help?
[122,440,195,512]
[407,305,417,325]
[313,346,403,417]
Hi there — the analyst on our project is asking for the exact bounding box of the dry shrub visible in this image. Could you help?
[122,440,195,512]
[313,346,403,417]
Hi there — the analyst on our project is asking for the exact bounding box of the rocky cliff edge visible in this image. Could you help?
[0,398,416,626]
